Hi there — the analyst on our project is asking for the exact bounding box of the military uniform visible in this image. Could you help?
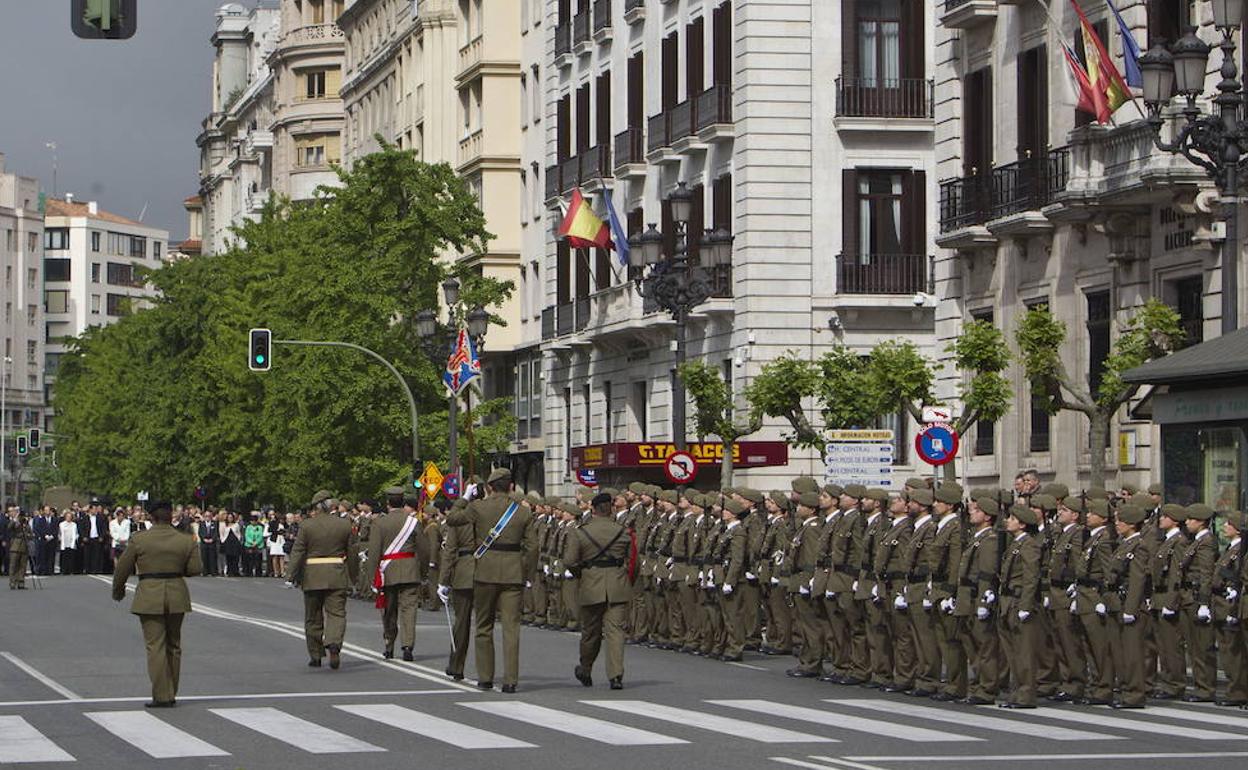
[1179,504,1218,701]
[926,488,965,700]
[438,500,475,680]
[855,491,892,686]
[713,501,749,660]
[876,506,915,690]
[998,505,1042,708]
[955,501,1002,704]
[287,494,358,668]
[366,500,431,659]
[111,509,202,706]
[7,516,31,589]
[760,499,794,654]
[1212,511,1246,705]
[901,502,939,695]
[1108,506,1150,708]
[1151,505,1188,699]
[1075,503,1117,704]
[568,500,635,687]
[1047,515,1086,700]
[787,492,826,677]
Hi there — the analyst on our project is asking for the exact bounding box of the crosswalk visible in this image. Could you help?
[3,695,1248,764]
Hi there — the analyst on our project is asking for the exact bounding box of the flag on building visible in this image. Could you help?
[442,327,481,396]
[1070,0,1132,116]
[1105,0,1143,88]
[557,187,612,250]
[1062,41,1107,121]
[602,187,630,266]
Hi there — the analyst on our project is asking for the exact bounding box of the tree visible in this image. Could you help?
[1015,298,1184,487]
[52,144,513,506]
[677,360,762,486]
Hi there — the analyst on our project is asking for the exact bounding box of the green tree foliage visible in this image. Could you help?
[1015,298,1183,486]
[946,319,1011,435]
[53,145,514,507]
[676,360,762,485]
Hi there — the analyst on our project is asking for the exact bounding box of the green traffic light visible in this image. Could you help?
[255,354,265,364]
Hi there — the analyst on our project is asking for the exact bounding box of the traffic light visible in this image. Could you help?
[249,328,272,371]
[28,428,40,449]
[72,0,138,40]
[16,435,28,456]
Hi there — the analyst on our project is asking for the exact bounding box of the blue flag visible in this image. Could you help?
[1106,0,1142,89]
[602,187,630,267]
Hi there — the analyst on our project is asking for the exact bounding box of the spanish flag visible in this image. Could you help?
[1070,0,1131,119]
[558,187,612,250]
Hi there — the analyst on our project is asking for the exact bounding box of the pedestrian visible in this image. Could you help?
[196,511,218,577]
[243,514,265,577]
[286,491,357,669]
[366,488,431,661]
[58,511,79,575]
[110,508,131,566]
[221,512,243,577]
[267,512,286,577]
[33,507,57,575]
[569,491,635,689]
[110,501,201,708]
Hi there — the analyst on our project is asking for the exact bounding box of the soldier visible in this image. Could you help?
[1046,494,1086,702]
[900,488,939,697]
[954,495,1001,705]
[443,468,537,693]
[7,509,31,589]
[287,490,358,670]
[569,492,635,689]
[927,485,965,701]
[760,491,795,655]
[649,489,679,648]
[877,490,916,692]
[526,494,550,627]
[355,496,380,598]
[366,491,431,661]
[855,488,891,688]
[437,498,474,680]
[736,488,767,651]
[997,503,1042,708]
[786,490,825,678]
[627,485,656,643]
[1151,503,1188,700]
[1180,503,1218,702]
[1213,510,1246,706]
[827,484,866,684]
[1073,498,1116,705]
[110,501,201,707]
[1108,504,1150,708]
[712,498,749,661]
[557,502,582,632]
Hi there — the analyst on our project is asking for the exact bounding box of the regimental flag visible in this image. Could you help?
[557,187,612,250]
[1070,0,1132,116]
[1106,0,1143,88]
[602,187,630,266]
[1062,42,1107,121]
[442,327,481,396]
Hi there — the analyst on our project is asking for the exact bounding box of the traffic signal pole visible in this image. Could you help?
[272,339,420,485]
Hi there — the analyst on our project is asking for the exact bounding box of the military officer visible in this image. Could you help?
[1073,498,1116,704]
[711,498,749,661]
[1151,503,1188,699]
[443,468,537,693]
[954,495,1001,705]
[998,503,1042,708]
[1213,510,1246,706]
[900,488,939,697]
[366,491,431,661]
[438,498,475,680]
[7,510,31,589]
[1046,495,1086,702]
[853,488,891,687]
[925,485,965,701]
[786,490,825,678]
[736,488,767,650]
[1109,504,1151,708]
[1180,503,1218,702]
[111,501,201,707]
[287,490,358,669]
[760,492,795,655]
[569,492,635,689]
[876,490,915,692]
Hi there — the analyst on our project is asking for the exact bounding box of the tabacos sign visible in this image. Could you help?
[636,442,740,464]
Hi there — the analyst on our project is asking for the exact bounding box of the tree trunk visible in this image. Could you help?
[721,439,734,487]
[1087,410,1111,489]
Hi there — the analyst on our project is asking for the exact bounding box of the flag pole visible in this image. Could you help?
[1034,0,1145,123]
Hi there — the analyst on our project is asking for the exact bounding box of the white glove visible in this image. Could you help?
[852,580,859,592]
[745,571,757,581]
[563,569,573,579]
[940,597,955,614]
[1065,583,1077,599]
[976,606,989,621]
[1122,613,1137,625]
[770,576,780,586]
[1228,587,1240,602]
[698,570,705,582]
[1069,600,1077,614]
[799,585,811,596]
[825,590,837,600]
[870,584,880,599]
[894,595,908,610]
[655,576,662,587]
[524,580,532,589]
[1197,605,1212,623]
[807,578,815,592]
[436,584,450,604]
[666,558,674,567]
[1228,615,1239,625]
[983,590,996,605]
[1161,606,1177,618]
[722,583,734,595]
[1095,602,1107,617]
[1017,610,1031,622]
[921,598,933,610]
[1043,595,1051,609]
[543,565,550,575]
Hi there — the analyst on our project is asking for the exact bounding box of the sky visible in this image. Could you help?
[0,0,237,240]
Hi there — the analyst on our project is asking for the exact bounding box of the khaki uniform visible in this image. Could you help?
[998,531,1041,706]
[558,520,582,630]
[875,515,915,688]
[1151,529,1187,697]
[791,516,826,675]
[741,510,766,648]
[760,514,794,653]
[568,515,634,680]
[712,520,748,658]
[1180,529,1218,699]
[365,508,432,652]
[7,518,30,589]
[444,494,537,688]
[926,513,965,698]
[829,508,865,679]
[1108,532,1150,707]
[287,513,358,660]
[1213,536,1246,703]
[111,523,202,704]
[855,510,891,685]
[1046,522,1086,699]
[438,517,476,678]
[1076,524,1117,702]
[354,515,374,596]
[902,514,939,692]
[670,513,697,649]
[955,526,1001,701]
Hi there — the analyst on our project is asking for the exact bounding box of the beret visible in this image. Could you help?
[628,482,646,494]
[1120,482,1138,495]
[769,491,792,510]
[1084,486,1109,500]
[934,486,962,505]
[1063,497,1087,514]
[977,497,999,516]
[1224,510,1247,531]
[1031,494,1058,512]
[1086,499,1110,518]
[1129,493,1153,510]
[909,488,934,506]
[723,499,746,515]
[791,477,820,494]
[824,483,844,498]
[311,489,334,505]
[843,484,867,499]
[797,491,821,508]
[1010,504,1038,525]
[739,488,765,504]
[1148,483,1164,495]
[1040,483,1069,500]
[383,486,405,496]
[600,487,619,499]
[865,488,890,502]
[487,467,512,483]
[527,490,543,503]
[905,477,929,489]
[1118,505,1146,525]
[721,486,737,497]
[1186,503,1215,521]
[1160,503,1187,522]
[659,490,678,503]
[969,488,993,502]
[507,491,523,503]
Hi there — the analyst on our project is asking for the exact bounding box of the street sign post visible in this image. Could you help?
[824,429,894,487]
[663,451,698,485]
[915,422,959,466]
[575,468,599,488]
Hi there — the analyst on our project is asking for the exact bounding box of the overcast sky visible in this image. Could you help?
[0,0,234,240]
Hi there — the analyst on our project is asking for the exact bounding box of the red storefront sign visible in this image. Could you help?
[570,441,789,470]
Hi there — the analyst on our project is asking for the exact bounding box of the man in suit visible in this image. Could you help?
[32,508,56,575]
[443,467,537,693]
[365,489,431,661]
[111,501,201,707]
[568,491,635,689]
[196,511,218,577]
[287,490,358,669]
[78,503,109,574]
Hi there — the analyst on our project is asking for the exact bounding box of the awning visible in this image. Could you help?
[570,441,790,471]
[1122,327,1248,385]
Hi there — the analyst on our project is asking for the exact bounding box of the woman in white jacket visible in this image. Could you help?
[57,512,79,575]
[109,509,131,565]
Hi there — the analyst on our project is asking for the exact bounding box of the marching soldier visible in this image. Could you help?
[7,510,31,589]
[438,498,474,680]
[954,495,1001,705]
[111,501,201,707]
[736,489,767,650]
[998,503,1042,709]
[786,489,825,678]
[901,488,939,697]
[828,485,866,684]
[712,498,749,661]
[760,492,794,655]
[1151,503,1188,699]
[570,491,636,689]
[1108,504,1150,708]
[443,468,537,693]
[927,485,965,701]
[1075,498,1116,705]
[558,503,582,631]
[366,491,431,661]
[853,489,891,687]
[1180,503,1218,702]
[1046,495,1086,702]
[287,490,358,670]
[1213,510,1245,706]
[877,490,916,692]
[355,498,378,598]
[527,494,551,627]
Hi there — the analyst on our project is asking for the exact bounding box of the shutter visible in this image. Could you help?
[661,198,675,259]
[901,0,924,81]
[557,240,570,303]
[557,95,571,160]
[596,247,610,290]
[842,169,858,261]
[713,172,733,231]
[689,184,705,265]
[326,67,342,97]
[686,18,705,98]
[981,67,993,170]
[663,33,679,108]
[597,71,612,146]
[713,1,733,86]
[628,53,644,128]
[907,169,926,255]
[842,0,856,79]
[576,84,591,152]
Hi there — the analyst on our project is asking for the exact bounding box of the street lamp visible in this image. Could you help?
[1140,24,1245,333]
[627,182,735,452]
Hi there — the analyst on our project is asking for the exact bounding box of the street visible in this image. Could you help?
[0,577,1246,769]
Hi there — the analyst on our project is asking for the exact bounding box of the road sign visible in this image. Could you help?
[441,473,460,499]
[136,490,148,502]
[921,405,953,424]
[194,486,207,499]
[419,461,444,498]
[824,430,895,487]
[915,422,960,466]
[576,468,599,488]
[663,451,698,485]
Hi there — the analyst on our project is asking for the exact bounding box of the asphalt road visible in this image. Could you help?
[3,575,1248,770]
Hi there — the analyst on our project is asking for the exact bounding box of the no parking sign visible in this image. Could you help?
[915,423,959,466]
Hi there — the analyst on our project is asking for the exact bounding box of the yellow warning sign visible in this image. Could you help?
[419,461,444,498]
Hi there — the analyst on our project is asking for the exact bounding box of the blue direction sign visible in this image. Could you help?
[915,423,959,466]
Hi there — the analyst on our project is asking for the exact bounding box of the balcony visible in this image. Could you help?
[1061,119,1207,208]
[938,146,1071,245]
[614,126,647,178]
[646,110,679,164]
[457,128,483,170]
[560,155,581,195]
[458,35,484,81]
[695,84,733,142]
[836,253,930,295]
[578,144,612,191]
[555,23,572,67]
[573,8,592,54]
[593,0,613,42]
[244,129,274,155]
[541,306,556,341]
[556,301,574,337]
[834,77,934,122]
[281,23,345,47]
[988,146,1069,228]
[624,0,645,23]
[938,173,992,235]
[545,162,563,203]
[940,0,997,29]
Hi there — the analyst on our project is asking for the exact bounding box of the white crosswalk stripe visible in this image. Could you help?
[709,699,982,743]
[1030,707,1247,741]
[85,711,230,759]
[825,699,1123,742]
[584,700,838,744]
[1142,706,1248,730]
[211,706,387,753]
[0,715,75,764]
[460,701,688,745]
[336,704,537,749]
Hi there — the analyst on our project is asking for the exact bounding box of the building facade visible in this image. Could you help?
[932,0,1226,491]
[537,0,940,496]
[0,153,46,438]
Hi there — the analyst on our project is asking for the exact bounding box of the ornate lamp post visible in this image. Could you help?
[1139,11,1245,333]
[627,181,734,451]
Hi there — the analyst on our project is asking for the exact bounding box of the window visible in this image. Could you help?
[583,383,591,445]
[45,290,69,314]
[519,169,528,222]
[876,409,908,465]
[1026,299,1051,453]
[4,266,9,285]
[304,70,327,99]
[27,232,37,252]
[91,231,101,252]
[563,386,573,465]
[520,72,528,124]
[3,229,12,252]
[857,172,902,257]
[44,258,71,282]
[971,309,996,456]
[153,241,161,260]
[45,352,60,375]
[1086,290,1112,396]
[27,268,36,288]
[107,262,135,286]
[91,263,100,282]
[44,228,70,250]
[1017,45,1049,161]
[106,293,127,317]
[857,0,900,87]
[4,303,9,322]
[531,65,541,123]
[26,340,36,364]
[1171,274,1203,347]
[26,304,36,326]
[963,67,993,175]
[91,294,100,314]
[295,133,341,167]
[128,236,146,258]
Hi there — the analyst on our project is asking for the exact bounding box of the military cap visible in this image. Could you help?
[148,500,173,516]
[628,482,646,494]
[1129,493,1153,510]
[1118,505,1146,525]
[739,487,765,504]
[769,491,792,509]
[865,488,889,503]
[723,499,746,516]
[1031,494,1058,512]
[791,476,820,494]
[934,485,962,505]
[909,488,934,506]
[507,491,524,503]
[527,490,543,504]
[590,492,613,507]
[969,488,993,502]
[383,486,405,497]
[1086,499,1110,518]
[721,486,737,497]
[311,489,334,506]
[658,489,678,503]
[1160,503,1186,522]
[796,491,821,508]
[1224,510,1248,532]
[599,487,618,499]
[1064,497,1088,514]
[1084,486,1109,500]
[1040,482,1069,500]
[905,477,929,489]
[823,483,844,498]
[843,484,867,499]
[1009,504,1038,525]
[1186,503,1215,521]
[1147,483,1164,496]
[977,497,1000,517]
[1120,482,1138,495]
[402,494,421,507]
[485,468,511,484]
